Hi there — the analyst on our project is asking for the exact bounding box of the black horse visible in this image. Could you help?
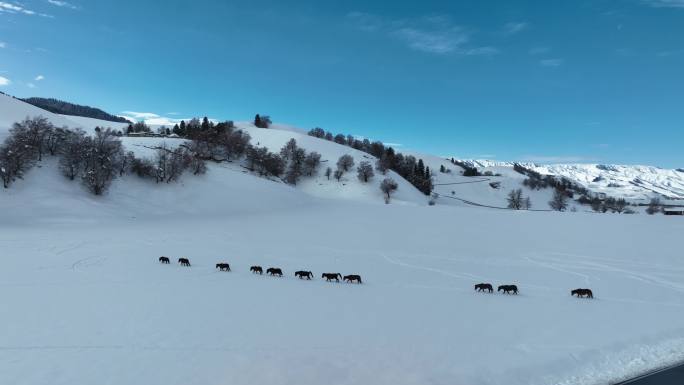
[497,284,518,294]
[571,288,593,298]
[159,256,170,264]
[322,273,342,282]
[267,267,283,277]
[295,270,313,280]
[344,274,362,284]
[474,283,493,293]
[250,266,263,275]
[178,258,191,267]
[216,263,231,271]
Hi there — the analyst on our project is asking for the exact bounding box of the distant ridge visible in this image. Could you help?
[21,97,129,123]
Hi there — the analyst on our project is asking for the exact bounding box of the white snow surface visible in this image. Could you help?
[2,93,684,385]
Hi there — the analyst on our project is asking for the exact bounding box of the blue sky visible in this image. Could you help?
[0,0,682,167]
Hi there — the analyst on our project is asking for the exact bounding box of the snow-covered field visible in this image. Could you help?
[2,93,684,384]
[2,193,684,385]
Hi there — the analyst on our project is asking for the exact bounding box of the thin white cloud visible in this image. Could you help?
[120,111,161,119]
[27,82,36,88]
[0,1,52,17]
[347,12,496,56]
[503,22,528,35]
[540,58,564,67]
[464,46,500,56]
[393,27,468,54]
[35,75,45,81]
[643,0,684,8]
[47,0,78,9]
[0,76,10,86]
[0,41,5,48]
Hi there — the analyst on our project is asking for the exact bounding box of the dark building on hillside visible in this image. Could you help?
[663,209,684,216]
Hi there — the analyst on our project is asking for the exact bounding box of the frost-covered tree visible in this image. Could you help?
[549,188,569,212]
[81,129,124,195]
[380,177,398,202]
[336,154,354,172]
[0,134,36,188]
[357,161,374,183]
[10,116,54,161]
[333,169,343,181]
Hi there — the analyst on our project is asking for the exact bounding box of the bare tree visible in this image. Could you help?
[357,160,374,182]
[280,138,298,161]
[325,166,332,180]
[522,196,532,210]
[131,157,155,178]
[507,188,523,210]
[303,151,321,176]
[549,188,569,212]
[646,197,662,215]
[614,198,628,213]
[333,169,343,181]
[284,148,306,185]
[380,177,398,203]
[337,154,354,172]
[58,129,87,181]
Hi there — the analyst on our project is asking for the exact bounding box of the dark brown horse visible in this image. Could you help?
[474,283,493,293]
[322,273,342,282]
[344,274,362,284]
[266,267,283,277]
[178,258,191,267]
[216,263,231,271]
[250,266,263,275]
[497,284,518,294]
[295,270,313,280]
[571,288,593,298]
[159,256,170,264]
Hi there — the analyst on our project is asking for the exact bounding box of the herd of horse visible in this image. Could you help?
[158,256,363,284]
[160,256,593,297]
[474,282,594,299]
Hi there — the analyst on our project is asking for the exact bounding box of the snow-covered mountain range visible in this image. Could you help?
[454,160,684,202]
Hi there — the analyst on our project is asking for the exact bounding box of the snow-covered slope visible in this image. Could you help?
[0,93,427,207]
[0,94,82,139]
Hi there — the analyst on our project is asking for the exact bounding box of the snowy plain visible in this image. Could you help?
[1,94,684,385]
